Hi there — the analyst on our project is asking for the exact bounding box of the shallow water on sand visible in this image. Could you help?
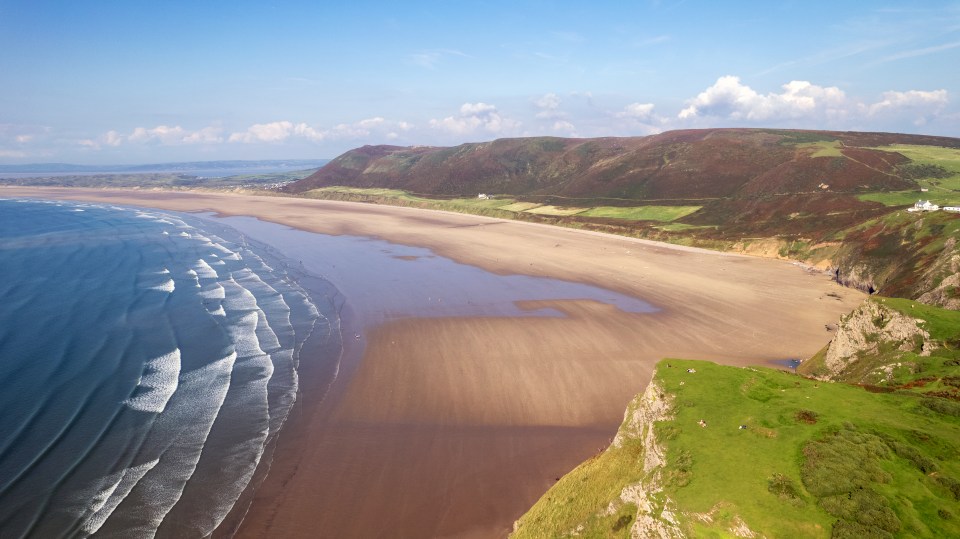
[0,199,341,537]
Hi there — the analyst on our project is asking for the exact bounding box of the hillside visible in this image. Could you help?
[290,128,960,301]
[289,129,957,202]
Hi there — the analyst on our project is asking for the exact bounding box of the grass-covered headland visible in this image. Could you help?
[513,352,960,538]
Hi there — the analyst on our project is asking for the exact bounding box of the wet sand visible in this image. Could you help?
[2,187,865,537]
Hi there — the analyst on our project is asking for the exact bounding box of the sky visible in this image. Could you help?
[1,0,959,164]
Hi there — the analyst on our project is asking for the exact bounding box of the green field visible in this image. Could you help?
[796,140,844,158]
[514,357,960,538]
[524,204,588,216]
[580,205,702,222]
[857,190,960,206]
[859,145,960,206]
[499,201,542,212]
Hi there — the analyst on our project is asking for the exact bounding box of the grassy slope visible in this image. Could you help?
[514,358,960,539]
[858,145,960,207]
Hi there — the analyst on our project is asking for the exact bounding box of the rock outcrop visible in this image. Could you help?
[610,379,685,539]
[819,300,934,380]
[917,237,960,310]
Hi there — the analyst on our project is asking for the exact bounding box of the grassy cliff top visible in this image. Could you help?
[513,357,960,538]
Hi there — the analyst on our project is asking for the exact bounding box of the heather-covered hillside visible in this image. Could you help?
[289,129,958,201]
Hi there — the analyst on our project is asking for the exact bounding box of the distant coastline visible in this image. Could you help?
[0,159,331,177]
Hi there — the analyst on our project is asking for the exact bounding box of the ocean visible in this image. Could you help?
[0,199,342,537]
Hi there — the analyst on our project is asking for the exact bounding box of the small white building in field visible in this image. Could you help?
[908,200,940,212]
[478,193,490,200]
[944,206,960,213]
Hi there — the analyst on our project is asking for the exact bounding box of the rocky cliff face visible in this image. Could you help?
[609,379,685,539]
[917,237,960,310]
[812,300,935,381]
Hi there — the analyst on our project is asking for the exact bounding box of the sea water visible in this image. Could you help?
[0,199,340,537]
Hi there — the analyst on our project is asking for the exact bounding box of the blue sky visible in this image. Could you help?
[1,0,958,164]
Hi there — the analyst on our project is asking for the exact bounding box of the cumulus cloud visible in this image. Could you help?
[534,93,564,119]
[129,125,189,144]
[228,117,409,144]
[678,76,847,121]
[181,126,224,144]
[616,102,657,120]
[429,102,520,135]
[868,89,948,115]
[676,75,951,129]
[229,121,297,143]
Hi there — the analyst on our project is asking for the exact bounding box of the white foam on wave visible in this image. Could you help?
[193,259,219,279]
[80,459,160,535]
[149,278,175,293]
[200,282,225,300]
[230,311,269,361]
[221,277,259,312]
[110,351,238,535]
[233,270,291,352]
[124,349,181,413]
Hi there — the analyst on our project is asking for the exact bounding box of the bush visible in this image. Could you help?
[768,473,805,506]
[923,398,960,417]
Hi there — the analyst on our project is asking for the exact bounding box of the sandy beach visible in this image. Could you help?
[2,187,865,537]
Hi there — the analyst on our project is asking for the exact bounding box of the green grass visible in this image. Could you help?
[579,205,702,222]
[857,191,960,206]
[860,145,960,206]
[797,140,844,158]
[524,205,588,216]
[306,186,425,200]
[656,360,960,538]
[515,359,960,538]
[499,201,543,212]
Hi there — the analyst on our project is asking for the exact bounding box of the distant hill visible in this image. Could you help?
[290,128,960,301]
[288,129,957,201]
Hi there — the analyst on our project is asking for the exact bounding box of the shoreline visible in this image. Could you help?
[2,187,867,537]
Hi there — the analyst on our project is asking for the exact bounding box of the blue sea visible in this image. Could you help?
[0,199,341,537]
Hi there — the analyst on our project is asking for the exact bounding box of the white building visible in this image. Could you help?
[908,200,940,212]
[944,206,960,213]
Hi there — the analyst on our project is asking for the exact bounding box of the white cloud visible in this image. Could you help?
[552,120,577,135]
[534,93,564,119]
[0,149,27,158]
[678,76,847,121]
[181,126,223,144]
[429,102,520,135]
[102,130,123,147]
[229,121,296,143]
[228,117,408,144]
[868,89,948,115]
[129,125,189,144]
[86,125,225,146]
[617,102,656,120]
